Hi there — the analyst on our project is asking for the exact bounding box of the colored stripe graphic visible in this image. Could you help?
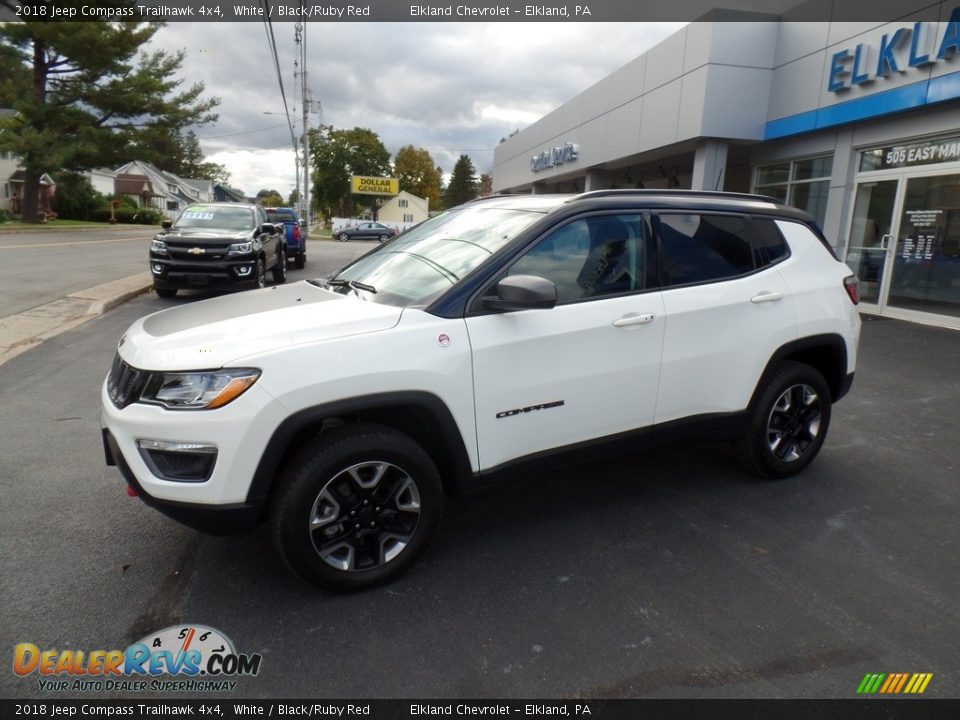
[857,673,932,694]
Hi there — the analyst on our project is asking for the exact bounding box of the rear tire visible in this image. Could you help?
[735,361,831,479]
[154,287,177,298]
[294,253,306,269]
[272,424,444,591]
[272,247,287,283]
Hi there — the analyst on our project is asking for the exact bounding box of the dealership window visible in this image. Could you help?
[754,156,832,227]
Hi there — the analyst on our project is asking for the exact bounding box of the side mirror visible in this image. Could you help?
[260,222,276,235]
[161,220,172,230]
[484,275,558,312]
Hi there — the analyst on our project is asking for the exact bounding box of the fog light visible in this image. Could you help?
[152,264,163,274]
[236,266,252,277]
[136,439,217,482]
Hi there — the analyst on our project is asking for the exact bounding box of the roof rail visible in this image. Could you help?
[574,189,782,204]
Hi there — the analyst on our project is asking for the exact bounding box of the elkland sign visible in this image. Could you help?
[828,7,960,92]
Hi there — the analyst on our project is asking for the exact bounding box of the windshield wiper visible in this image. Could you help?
[325,278,377,294]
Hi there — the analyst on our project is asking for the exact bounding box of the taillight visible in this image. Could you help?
[843,275,859,305]
[292,224,300,241]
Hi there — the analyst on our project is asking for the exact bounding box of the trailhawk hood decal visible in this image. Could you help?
[119,281,402,370]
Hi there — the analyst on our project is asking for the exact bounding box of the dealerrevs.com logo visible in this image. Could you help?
[13,625,262,692]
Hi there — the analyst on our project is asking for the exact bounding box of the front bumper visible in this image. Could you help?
[102,429,262,534]
[149,256,259,290]
[100,375,288,534]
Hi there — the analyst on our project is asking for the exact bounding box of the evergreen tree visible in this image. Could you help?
[0,13,219,222]
[444,154,479,208]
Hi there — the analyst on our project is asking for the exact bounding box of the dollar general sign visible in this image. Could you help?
[351,176,399,196]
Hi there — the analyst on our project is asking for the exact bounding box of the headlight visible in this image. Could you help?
[229,241,253,255]
[151,239,168,255]
[140,369,261,410]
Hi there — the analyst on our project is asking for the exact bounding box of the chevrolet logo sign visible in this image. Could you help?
[187,247,205,255]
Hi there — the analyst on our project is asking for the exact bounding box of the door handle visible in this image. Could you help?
[612,313,655,327]
[750,291,783,304]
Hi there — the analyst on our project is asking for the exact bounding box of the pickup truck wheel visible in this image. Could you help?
[735,361,831,479]
[255,259,266,289]
[272,424,443,591]
[272,247,287,283]
[154,287,177,298]
[338,233,349,242]
[294,253,305,269]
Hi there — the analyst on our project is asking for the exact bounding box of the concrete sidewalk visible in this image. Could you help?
[0,272,152,367]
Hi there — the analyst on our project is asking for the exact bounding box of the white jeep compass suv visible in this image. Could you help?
[101,191,861,591]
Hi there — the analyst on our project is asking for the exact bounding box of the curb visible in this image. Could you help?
[0,272,153,368]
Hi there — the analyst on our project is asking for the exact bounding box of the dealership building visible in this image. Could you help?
[492,2,960,328]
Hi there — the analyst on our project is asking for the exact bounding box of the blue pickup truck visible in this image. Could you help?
[265,207,306,268]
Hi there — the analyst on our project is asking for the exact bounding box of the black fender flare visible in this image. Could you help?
[245,391,475,506]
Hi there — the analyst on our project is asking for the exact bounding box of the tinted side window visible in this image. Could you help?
[508,214,645,302]
[752,218,790,267]
[658,214,755,286]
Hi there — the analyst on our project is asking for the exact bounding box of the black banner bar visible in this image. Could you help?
[0,0,953,23]
[3,700,960,720]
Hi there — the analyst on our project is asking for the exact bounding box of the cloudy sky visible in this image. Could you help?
[147,22,684,197]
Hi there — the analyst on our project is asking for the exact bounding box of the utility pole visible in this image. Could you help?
[295,19,311,237]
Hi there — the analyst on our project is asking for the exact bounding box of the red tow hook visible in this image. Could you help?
[126,484,139,498]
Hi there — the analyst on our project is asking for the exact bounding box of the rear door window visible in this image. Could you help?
[656,214,790,288]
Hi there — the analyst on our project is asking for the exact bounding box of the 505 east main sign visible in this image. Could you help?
[828,7,960,92]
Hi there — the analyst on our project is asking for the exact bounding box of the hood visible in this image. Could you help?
[119,281,402,371]
[161,228,250,242]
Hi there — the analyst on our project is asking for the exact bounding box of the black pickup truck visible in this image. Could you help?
[149,203,287,298]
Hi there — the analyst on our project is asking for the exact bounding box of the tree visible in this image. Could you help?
[444,154,479,208]
[128,128,229,183]
[287,188,301,207]
[0,13,219,222]
[478,173,493,197]
[309,125,391,218]
[393,145,442,210]
[255,189,284,207]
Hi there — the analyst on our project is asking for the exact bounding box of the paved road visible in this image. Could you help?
[0,230,369,318]
[1,259,958,700]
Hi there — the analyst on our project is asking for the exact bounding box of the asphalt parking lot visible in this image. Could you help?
[1,292,958,699]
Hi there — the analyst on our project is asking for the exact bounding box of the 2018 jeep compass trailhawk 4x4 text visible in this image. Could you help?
[102,190,861,591]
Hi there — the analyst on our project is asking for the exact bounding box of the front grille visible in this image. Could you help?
[107,354,147,409]
[166,241,232,262]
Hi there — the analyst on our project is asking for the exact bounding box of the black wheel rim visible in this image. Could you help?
[308,461,422,572]
[766,383,822,462]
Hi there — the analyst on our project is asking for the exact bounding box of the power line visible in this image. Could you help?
[195,123,289,140]
[260,0,298,154]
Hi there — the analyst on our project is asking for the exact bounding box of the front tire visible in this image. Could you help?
[254,258,266,289]
[272,424,444,591]
[378,234,389,243]
[338,233,349,242]
[735,361,831,479]
[272,247,287,284]
[154,287,177,298]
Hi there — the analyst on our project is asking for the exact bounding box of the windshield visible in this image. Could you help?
[175,205,255,231]
[317,205,549,306]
